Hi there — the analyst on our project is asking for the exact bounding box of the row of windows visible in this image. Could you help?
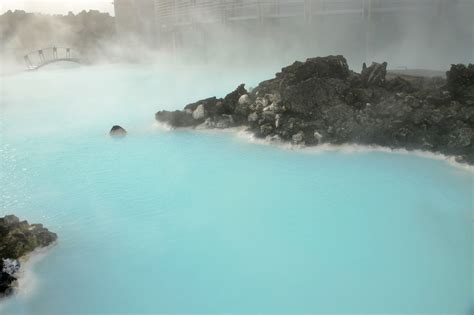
[152,0,460,24]
[114,0,471,33]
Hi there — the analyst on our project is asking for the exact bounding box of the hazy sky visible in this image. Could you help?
[1,0,114,15]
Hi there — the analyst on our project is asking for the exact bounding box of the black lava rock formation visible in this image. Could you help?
[156,56,474,164]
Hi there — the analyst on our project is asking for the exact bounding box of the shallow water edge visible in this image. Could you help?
[155,122,474,174]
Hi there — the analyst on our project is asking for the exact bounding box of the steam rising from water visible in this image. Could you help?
[1,3,473,311]
[1,1,473,73]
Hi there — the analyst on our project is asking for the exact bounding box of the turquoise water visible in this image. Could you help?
[0,64,473,314]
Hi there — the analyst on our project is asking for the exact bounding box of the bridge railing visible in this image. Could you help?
[24,47,80,70]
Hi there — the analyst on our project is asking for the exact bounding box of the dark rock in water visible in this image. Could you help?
[110,125,127,137]
[155,55,474,165]
[0,215,57,298]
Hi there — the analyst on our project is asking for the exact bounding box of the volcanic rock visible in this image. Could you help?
[361,62,388,87]
[155,55,474,164]
[0,215,57,298]
[109,125,127,137]
[446,64,474,105]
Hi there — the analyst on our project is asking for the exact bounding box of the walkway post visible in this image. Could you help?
[38,50,45,62]
[24,56,32,69]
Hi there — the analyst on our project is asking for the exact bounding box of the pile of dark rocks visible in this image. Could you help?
[0,215,57,298]
[156,56,474,164]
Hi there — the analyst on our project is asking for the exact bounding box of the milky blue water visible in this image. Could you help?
[0,63,473,315]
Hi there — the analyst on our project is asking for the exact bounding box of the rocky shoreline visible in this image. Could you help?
[156,56,474,164]
[0,215,57,298]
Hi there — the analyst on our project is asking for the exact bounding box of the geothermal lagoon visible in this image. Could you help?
[0,64,473,314]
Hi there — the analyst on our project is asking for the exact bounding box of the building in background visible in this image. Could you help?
[114,0,474,65]
[114,0,157,46]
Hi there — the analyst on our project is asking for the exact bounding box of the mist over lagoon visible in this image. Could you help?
[0,1,473,314]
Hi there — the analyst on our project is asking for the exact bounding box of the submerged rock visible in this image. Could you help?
[155,55,474,165]
[0,215,57,298]
[110,125,127,137]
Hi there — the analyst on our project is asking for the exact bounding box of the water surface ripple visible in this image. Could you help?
[0,65,472,314]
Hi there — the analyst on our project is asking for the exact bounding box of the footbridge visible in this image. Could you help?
[24,47,82,71]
